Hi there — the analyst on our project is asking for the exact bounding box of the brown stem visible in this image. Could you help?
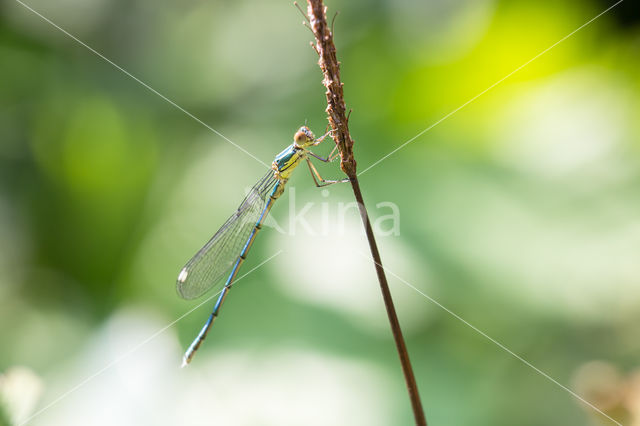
[304,1,427,425]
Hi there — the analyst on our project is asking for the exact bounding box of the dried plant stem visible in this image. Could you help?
[304,1,427,425]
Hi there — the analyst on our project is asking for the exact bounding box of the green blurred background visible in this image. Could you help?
[1,0,639,425]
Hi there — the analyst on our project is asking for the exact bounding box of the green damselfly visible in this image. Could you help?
[177,126,347,366]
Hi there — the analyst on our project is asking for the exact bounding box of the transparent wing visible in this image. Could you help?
[176,171,277,300]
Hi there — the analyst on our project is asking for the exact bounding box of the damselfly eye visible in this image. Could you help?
[294,126,315,146]
[294,131,307,143]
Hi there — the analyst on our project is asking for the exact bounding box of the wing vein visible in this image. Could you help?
[176,170,278,300]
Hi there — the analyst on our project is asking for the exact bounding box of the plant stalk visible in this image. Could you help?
[304,1,427,424]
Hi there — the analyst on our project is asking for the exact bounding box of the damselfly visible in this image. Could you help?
[177,126,347,366]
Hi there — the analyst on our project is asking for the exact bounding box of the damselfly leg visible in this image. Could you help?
[305,158,350,187]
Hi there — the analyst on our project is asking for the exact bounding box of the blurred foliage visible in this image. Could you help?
[1,0,640,425]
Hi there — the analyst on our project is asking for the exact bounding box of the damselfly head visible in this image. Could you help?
[293,126,315,148]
